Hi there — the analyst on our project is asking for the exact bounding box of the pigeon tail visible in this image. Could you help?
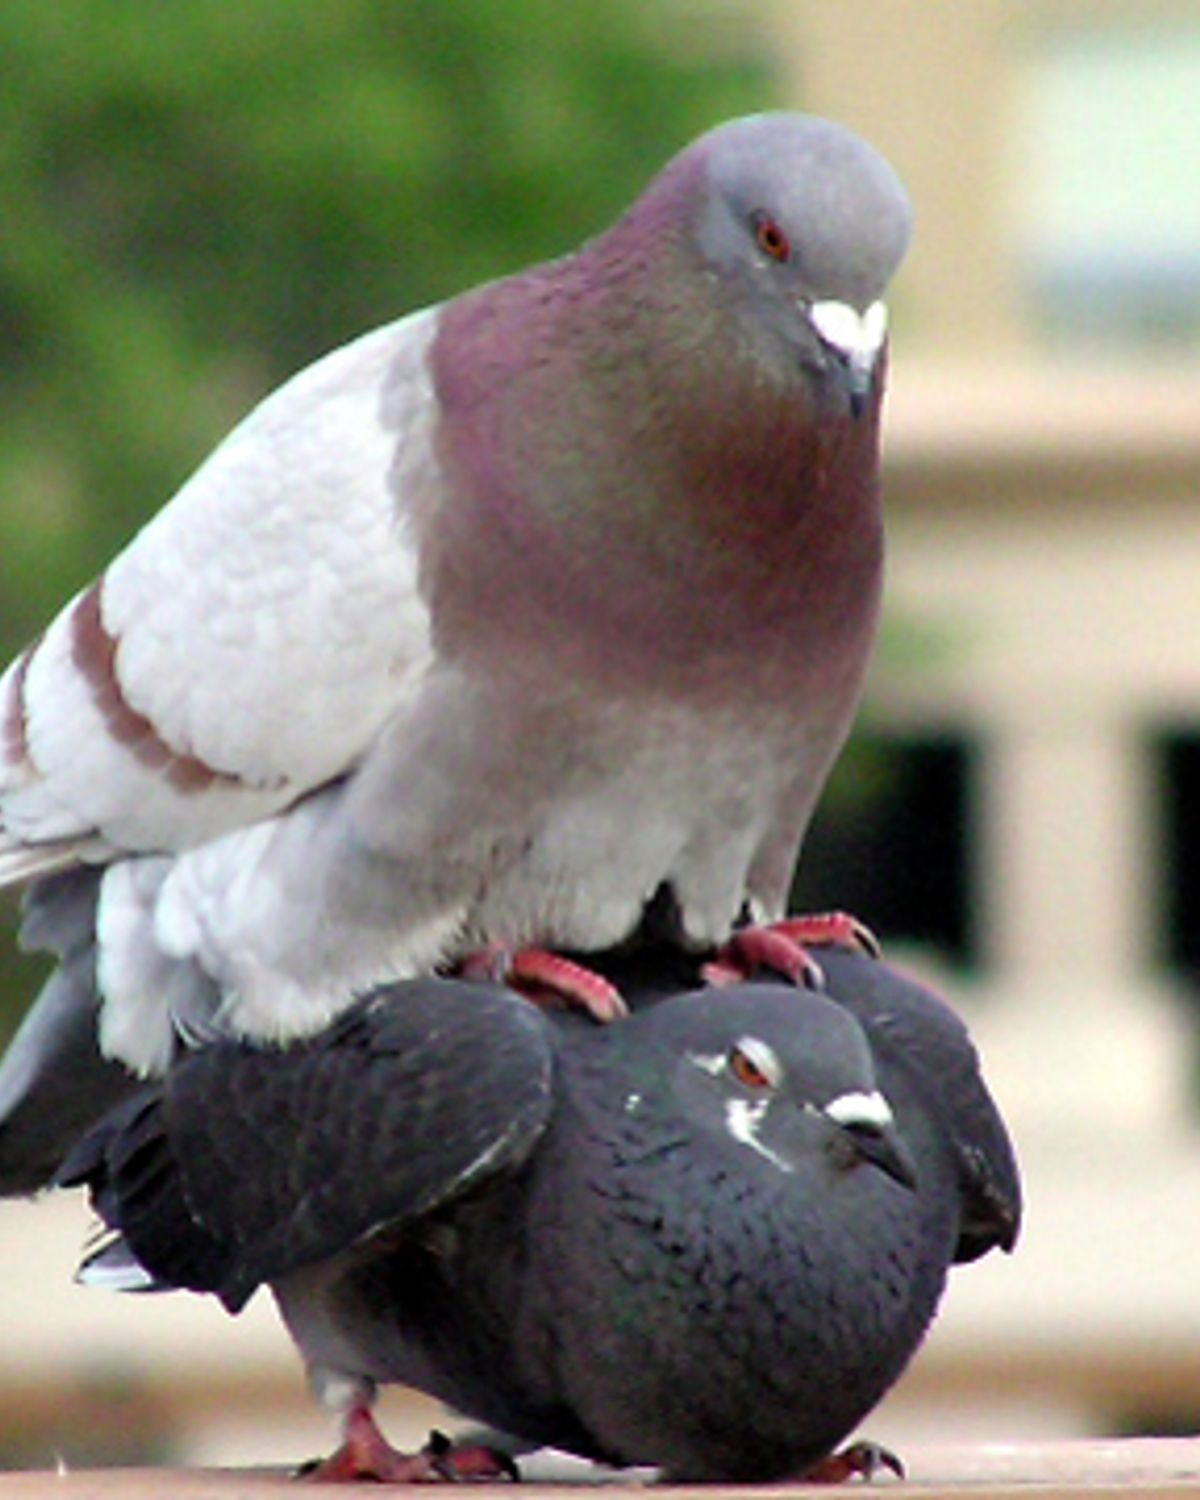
[76,1233,165,1294]
[0,837,86,890]
[0,870,141,1196]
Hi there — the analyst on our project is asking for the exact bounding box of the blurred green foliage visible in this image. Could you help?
[0,0,768,1030]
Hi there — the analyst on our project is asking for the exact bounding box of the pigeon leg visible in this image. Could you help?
[457,945,628,1022]
[803,1438,905,1484]
[299,1410,519,1483]
[702,912,880,990]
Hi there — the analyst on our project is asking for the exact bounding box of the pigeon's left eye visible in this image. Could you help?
[752,212,791,263]
[728,1042,778,1090]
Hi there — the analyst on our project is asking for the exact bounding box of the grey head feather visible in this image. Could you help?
[590,984,916,1190]
[697,112,912,310]
[692,113,910,404]
[560,937,1020,1260]
[816,948,1022,1259]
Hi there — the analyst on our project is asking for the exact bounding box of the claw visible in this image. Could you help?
[703,926,825,989]
[426,1428,521,1483]
[804,1438,904,1484]
[299,1410,519,1483]
[457,945,628,1023]
[770,912,882,960]
[702,911,880,990]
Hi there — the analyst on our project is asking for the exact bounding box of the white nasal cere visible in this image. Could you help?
[809,298,888,363]
[825,1089,894,1130]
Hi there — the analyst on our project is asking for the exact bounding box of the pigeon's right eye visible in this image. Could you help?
[751,211,791,263]
[728,1041,780,1090]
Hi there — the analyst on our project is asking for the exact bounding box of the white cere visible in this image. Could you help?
[809,297,889,364]
[825,1089,895,1130]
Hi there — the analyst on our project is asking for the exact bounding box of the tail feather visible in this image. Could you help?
[76,1232,167,1294]
[0,869,141,1195]
[0,836,91,890]
[18,863,104,955]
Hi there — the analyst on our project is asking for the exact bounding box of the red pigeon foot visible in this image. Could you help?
[702,912,880,990]
[457,945,627,1023]
[299,1409,519,1483]
[803,1438,905,1484]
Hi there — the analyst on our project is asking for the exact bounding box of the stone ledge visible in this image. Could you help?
[3,1439,1200,1496]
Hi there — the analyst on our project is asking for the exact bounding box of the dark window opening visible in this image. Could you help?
[1154,728,1200,983]
[789,730,978,969]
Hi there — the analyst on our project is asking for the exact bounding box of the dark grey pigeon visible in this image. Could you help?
[61,955,1019,1483]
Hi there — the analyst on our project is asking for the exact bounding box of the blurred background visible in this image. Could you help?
[3,0,1200,1471]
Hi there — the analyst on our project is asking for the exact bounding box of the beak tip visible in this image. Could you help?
[845,353,881,420]
[843,1120,918,1191]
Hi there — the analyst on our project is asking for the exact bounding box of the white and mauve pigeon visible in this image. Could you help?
[0,113,911,1107]
[63,953,1020,1483]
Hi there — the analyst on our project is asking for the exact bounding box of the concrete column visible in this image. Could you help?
[969,711,1195,1147]
[980,716,1154,985]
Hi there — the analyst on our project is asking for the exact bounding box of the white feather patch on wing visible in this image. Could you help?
[2,306,440,857]
[95,859,185,1076]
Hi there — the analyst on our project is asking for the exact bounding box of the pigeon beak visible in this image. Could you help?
[843,1119,918,1191]
[808,299,889,418]
[825,1089,917,1191]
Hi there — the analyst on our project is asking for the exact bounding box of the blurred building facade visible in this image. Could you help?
[774,0,1200,1444]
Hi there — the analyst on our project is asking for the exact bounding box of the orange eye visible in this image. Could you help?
[729,1045,774,1090]
[752,212,790,262]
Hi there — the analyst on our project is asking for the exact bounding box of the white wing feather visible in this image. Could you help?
[0,307,439,870]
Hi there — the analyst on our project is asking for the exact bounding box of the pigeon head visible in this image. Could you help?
[687,113,911,414]
[628,985,916,1190]
[425,110,907,693]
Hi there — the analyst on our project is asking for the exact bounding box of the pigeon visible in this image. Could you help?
[0,111,911,1154]
[62,952,1020,1483]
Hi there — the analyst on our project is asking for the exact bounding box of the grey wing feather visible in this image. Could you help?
[61,979,554,1311]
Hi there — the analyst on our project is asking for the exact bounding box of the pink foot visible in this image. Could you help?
[299,1409,518,1483]
[804,1439,905,1484]
[457,945,627,1023]
[702,912,880,990]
